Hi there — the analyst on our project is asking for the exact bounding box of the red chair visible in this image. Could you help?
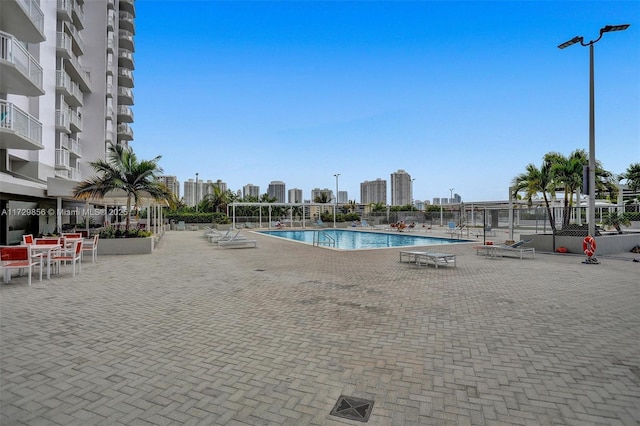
[51,240,83,277]
[0,246,42,286]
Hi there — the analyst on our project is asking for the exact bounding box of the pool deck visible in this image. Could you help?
[1,229,639,425]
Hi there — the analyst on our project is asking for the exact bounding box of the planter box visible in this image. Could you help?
[522,233,640,255]
[97,237,154,255]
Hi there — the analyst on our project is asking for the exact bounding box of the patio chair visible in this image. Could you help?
[81,234,99,263]
[51,239,83,277]
[217,232,257,248]
[1,246,42,286]
[22,234,34,245]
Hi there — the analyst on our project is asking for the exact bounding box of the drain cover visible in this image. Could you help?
[330,395,374,422]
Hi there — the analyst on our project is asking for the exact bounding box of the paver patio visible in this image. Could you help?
[1,230,639,425]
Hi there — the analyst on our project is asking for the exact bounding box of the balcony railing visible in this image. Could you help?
[56,0,72,21]
[59,133,70,150]
[117,86,134,105]
[117,67,134,88]
[56,31,72,58]
[117,123,133,140]
[118,29,135,52]
[56,70,83,106]
[118,49,134,69]
[69,110,83,132]
[0,31,44,95]
[69,138,82,157]
[69,166,81,181]
[117,105,134,123]
[10,0,45,42]
[55,109,70,133]
[66,23,85,55]
[119,10,135,34]
[0,100,43,150]
[71,0,84,30]
[55,149,70,169]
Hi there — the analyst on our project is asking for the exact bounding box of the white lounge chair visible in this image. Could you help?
[217,232,257,249]
[476,240,535,259]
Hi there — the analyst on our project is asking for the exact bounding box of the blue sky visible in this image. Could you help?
[133,1,639,203]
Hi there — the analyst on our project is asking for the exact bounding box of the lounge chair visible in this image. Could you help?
[476,240,535,259]
[217,232,257,249]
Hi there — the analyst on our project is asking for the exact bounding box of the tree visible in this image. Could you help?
[623,163,640,192]
[73,143,172,231]
[602,211,631,234]
[199,185,231,213]
[314,191,331,204]
[512,159,557,232]
[368,202,386,213]
[547,150,587,227]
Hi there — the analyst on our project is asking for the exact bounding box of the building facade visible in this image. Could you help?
[0,0,137,243]
[243,183,260,199]
[390,169,412,206]
[288,188,303,203]
[311,188,333,203]
[158,175,179,200]
[360,179,387,205]
[267,181,286,203]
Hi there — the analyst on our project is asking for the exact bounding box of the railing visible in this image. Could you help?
[69,166,81,181]
[56,71,83,105]
[69,138,82,156]
[0,100,43,145]
[117,105,133,121]
[17,0,45,35]
[55,148,70,169]
[56,0,72,19]
[0,31,44,90]
[69,109,83,132]
[55,109,70,131]
[313,230,335,248]
[56,31,72,56]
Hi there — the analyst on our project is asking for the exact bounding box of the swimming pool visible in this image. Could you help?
[259,229,468,250]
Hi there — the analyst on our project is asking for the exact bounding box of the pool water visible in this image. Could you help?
[259,229,468,250]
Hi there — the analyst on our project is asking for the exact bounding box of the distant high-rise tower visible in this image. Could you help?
[288,188,303,203]
[268,181,286,203]
[243,184,260,199]
[158,176,180,200]
[360,179,387,205]
[311,188,333,203]
[391,169,412,206]
[337,191,348,204]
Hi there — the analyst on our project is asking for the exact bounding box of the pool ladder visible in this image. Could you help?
[313,230,335,248]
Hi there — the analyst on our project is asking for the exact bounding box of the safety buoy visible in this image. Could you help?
[583,235,597,257]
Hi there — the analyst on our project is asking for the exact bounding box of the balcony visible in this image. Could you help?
[117,87,134,105]
[55,109,70,133]
[0,101,44,150]
[117,68,133,88]
[69,166,81,181]
[66,23,85,56]
[118,29,135,52]
[118,10,135,34]
[69,110,83,133]
[56,0,72,22]
[117,105,134,123]
[118,48,134,69]
[117,123,133,141]
[69,137,82,157]
[0,31,44,96]
[55,149,70,170]
[56,31,72,59]
[56,71,83,107]
[0,0,45,43]
[71,0,84,30]
[119,0,135,16]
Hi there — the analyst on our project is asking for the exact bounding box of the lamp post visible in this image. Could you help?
[449,188,455,204]
[558,24,630,240]
[195,172,199,213]
[411,178,416,212]
[333,173,340,228]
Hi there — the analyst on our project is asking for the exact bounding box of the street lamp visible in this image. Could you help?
[195,172,199,212]
[558,24,630,240]
[333,173,340,228]
[411,178,416,212]
[449,188,455,204]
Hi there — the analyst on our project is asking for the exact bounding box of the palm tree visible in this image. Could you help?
[623,163,640,192]
[314,191,331,204]
[548,150,587,227]
[602,211,631,234]
[200,185,230,213]
[512,159,557,232]
[73,143,171,231]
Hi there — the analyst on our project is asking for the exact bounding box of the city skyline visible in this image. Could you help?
[133,1,639,204]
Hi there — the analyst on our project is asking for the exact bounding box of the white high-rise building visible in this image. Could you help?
[337,191,348,204]
[390,169,412,206]
[243,184,260,199]
[288,188,303,203]
[360,179,387,205]
[311,188,333,203]
[158,175,180,200]
[267,181,286,203]
[0,0,137,242]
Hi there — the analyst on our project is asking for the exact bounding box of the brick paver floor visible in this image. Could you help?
[1,230,639,425]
